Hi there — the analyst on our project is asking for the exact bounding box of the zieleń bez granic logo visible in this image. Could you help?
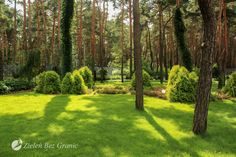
[11,139,23,151]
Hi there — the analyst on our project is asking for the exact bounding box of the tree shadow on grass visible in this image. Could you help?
[0,94,235,157]
[145,99,236,156]
[143,110,200,157]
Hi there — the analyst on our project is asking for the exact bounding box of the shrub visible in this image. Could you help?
[166,66,198,103]
[72,71,87,94]
[143,87,167,99]
[35,71,61,94]
[43,71,61,94]
[212,64,220,79]
[99,69,107,81]
[96,86,129,94]
[131,70,151,88]
[79,66,93,88]
[3,79,34,92]
[223,72,236,97]
[0,82,9,94]
[61,72,74,94]
[35,72,46,93]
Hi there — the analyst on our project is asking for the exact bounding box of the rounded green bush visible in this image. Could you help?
[223,72,236,97]
[72,71,88,94]
[35,72,46,93]
[131,70,151,88]
[43,71,61,94]
[166,65,198,103]
[61,72,74,94]
[35,71,60,94]
[0,82,9,94]
[79,66,94,88]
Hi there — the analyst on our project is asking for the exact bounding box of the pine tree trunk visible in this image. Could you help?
[28,0,32,49]
[78,0,83,67]
[13,0,17,63]
[91,0,96,80]
[57,0,61,50]
[23,0,27,54]
[133,0,143,110]
[129,0,133,79]
[0,37,3,81]
[159,3,164,84]
[51,12,56,66]
[163,28,168,80]
[147,26,154,71]
[218,1,228,89]
[121,0,124,83]
[193,0,216,135]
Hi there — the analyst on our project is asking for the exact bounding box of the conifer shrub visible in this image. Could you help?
[35,71,61,94]
[166,65,198,103]
[79,66,93,88]
[131,70,151,88]
[72,70,87,94]
[223,72,236,97]
[61,72,74,94]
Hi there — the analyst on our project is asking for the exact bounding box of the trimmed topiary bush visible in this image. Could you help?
[61,72,74,94]
[131,70,151,88]
[223,72,236,97]
[166,65,198,103]
[79,66,93,88]
[35,71,61,94]
[72,70,87,94]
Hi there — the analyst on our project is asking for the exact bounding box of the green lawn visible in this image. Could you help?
[0,93,235,157]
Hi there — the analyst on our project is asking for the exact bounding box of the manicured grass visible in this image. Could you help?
[0,92,235,156]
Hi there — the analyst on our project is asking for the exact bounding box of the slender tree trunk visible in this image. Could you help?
[57,0,61,50]
[13,0,17,63]
[23,0,27,55]
[99,0,105,83]
[55,0,61,69]
[147,26,154,71]
[121,0,124,83]
[40,0,48,69]
[0,37,3,81]
[218,0,228,89]
[78,0,83,68]
[4,31,8,63]
[91,0,96,80]
[193,0,216,135]
[28,0,32,49]
[156,38,159,74]
[133,0,143,110]
[36,0,41,46]
[129,0,133,78]
[163,28,168,80]
[159,3,164,84]
[51,12,56,66]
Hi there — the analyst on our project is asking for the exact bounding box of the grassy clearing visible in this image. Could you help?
[0,92,235,157]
